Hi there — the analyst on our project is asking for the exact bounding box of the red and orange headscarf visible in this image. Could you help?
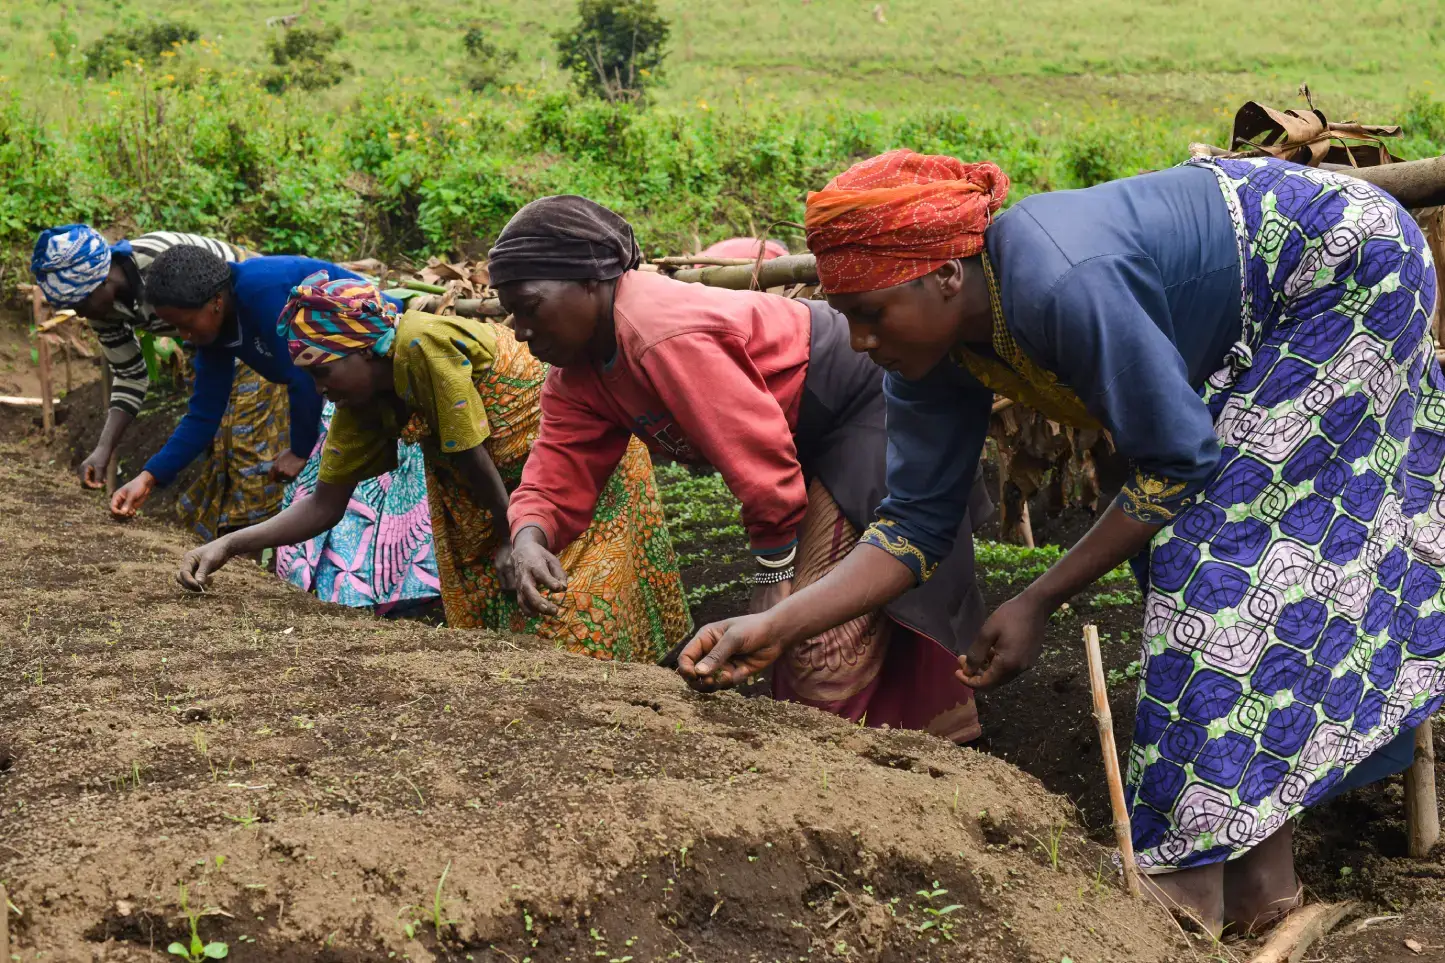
[804,149,1010,293]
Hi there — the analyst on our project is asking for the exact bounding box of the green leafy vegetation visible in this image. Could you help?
[262,25,352,93]
[83,21,199,79]
[555,0,670,103]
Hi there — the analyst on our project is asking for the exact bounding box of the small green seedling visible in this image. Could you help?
[431,861,459,936]
[167,885,228,961]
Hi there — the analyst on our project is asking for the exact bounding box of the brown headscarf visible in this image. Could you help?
[488,195,642,285]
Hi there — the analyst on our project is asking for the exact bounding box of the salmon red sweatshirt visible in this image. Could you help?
[507,270,813,555]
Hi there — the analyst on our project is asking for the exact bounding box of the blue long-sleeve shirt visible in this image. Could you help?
[143,256,389,487]
[861,163,1244,580]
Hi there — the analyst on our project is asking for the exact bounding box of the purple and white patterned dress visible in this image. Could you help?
[1127,157,1445,870]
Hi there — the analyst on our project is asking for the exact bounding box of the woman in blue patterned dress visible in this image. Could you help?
[677,149,1445,935]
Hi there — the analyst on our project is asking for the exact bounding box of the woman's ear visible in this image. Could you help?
[932,259,966,299]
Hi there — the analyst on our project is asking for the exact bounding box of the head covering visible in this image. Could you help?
[31,224,114,307]
[280,271,398,367]
[487,195,642,286]
[804,149,1010,294]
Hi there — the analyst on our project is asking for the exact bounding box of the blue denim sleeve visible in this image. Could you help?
[859,363,993,583]
[142,349,236,487]
[1026,255,1220,523]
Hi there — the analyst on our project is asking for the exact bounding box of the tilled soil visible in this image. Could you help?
[0,451,1188,962]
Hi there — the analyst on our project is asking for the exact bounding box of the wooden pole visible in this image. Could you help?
[1083,624,1141,896]
[1405,718,1439,859]
[669,253,819,290]
[63,338,73,394]
[1015,498,1036,549]
[101,363,119,495]
[30,287,54,437]
[1334,154,1445,210]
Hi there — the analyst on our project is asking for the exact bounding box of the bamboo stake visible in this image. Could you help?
[30,286,54,437]
[1405,718,1439,859]
[1083,623,1141,896]
[63,339,72,394]
[1,883,9,963]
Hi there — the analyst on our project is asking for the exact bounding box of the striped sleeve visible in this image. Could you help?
[129,231,245,270]
[89,316,151,416]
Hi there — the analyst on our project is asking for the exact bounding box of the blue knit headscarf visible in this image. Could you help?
[31,224,113,307]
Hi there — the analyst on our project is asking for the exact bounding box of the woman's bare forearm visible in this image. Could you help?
[220,481,353,555]
[757,543,915,647]
[455,444,512,539]
[1023,502,1161,609]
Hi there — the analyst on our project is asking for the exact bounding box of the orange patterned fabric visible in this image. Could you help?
[804,149,1010,293]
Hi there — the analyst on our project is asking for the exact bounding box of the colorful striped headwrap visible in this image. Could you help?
[804,150,1010,293]
[280,271,398,367]
[31,224,114,307]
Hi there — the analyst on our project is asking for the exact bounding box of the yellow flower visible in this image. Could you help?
[161,50,176,58]
[164,74,175,82]
[404,131,419,143]
[698,99,709,111]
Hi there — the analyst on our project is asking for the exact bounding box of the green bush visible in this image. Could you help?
[461,26,518,92]
[555,0,669,103]
[83,21,199,78]
[262,25,351,94]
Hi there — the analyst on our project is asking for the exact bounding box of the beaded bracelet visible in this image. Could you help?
[750,567,795,586]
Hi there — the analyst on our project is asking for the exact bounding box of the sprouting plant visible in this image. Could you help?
[223,806,259,828]
[913,883,962,941]
[431,861,459,936]
[1029,820,1067,871]
[167,884,229,961]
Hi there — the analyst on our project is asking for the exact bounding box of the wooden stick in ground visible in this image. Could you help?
[1,882,10,963]
[100,363,119,495]
[1247,901,1355,963]
[1405,718,1439,858]
[1083,623,1141,896]
[30,286,54,437]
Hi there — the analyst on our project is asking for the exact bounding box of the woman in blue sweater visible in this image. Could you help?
[679,150,1445,935]
[108,248,347,517]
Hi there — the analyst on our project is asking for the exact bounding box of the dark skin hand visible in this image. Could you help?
[511,524,568,616]
[959,504,1160,689]
[178,479,353,589]
[80,408,134,488]
[677,544,914,690]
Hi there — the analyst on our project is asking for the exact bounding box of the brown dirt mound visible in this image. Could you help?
[0,450,1187,962]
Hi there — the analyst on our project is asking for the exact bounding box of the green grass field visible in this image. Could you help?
[6,0,1442,117]
[1,0,1443,276]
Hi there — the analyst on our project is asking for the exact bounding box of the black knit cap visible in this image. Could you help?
[488,195,642,285]
[144,245,233,309]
